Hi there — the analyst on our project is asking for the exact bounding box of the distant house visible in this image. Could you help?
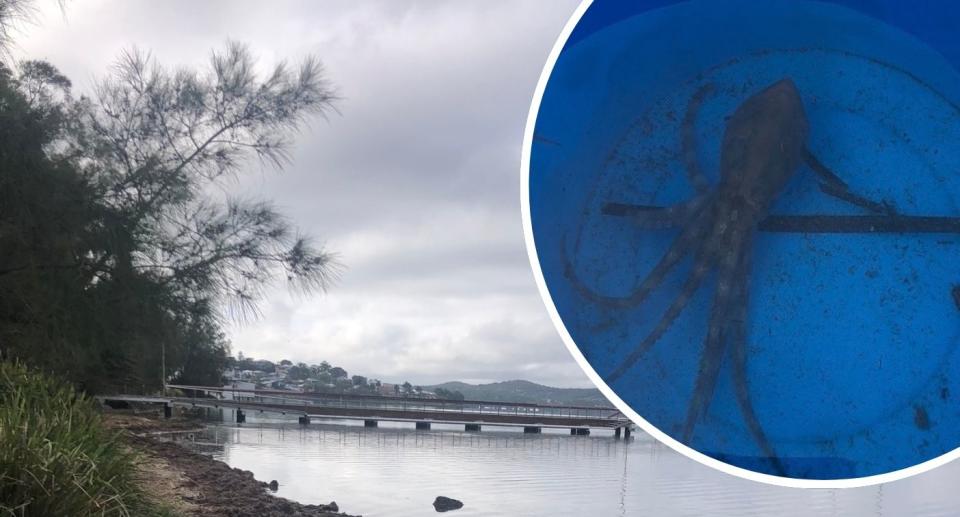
[224,367,243,381]
[379,383,397,397]
[260,373,282,386]
[220,381,256,401]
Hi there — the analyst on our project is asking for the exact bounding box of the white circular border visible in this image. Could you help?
[520,0,960,489]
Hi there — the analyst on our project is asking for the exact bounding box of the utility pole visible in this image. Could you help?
[161,341,166,397]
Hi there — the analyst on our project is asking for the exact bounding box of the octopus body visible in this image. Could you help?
[564,78,890,475]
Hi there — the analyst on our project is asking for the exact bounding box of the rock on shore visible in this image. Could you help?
[433,496,464,512]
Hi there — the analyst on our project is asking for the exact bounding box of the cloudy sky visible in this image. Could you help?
[15,1,590,387]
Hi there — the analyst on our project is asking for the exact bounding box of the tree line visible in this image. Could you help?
[0,35,340,393]
[228,355,466,400]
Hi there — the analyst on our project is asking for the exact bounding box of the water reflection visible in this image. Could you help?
[161,417,960,516]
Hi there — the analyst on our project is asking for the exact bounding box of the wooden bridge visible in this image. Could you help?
[99,384,633,437]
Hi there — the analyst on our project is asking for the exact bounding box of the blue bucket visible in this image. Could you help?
[528,0,960,482]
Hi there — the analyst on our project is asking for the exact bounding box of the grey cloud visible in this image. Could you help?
[18,0,590,388]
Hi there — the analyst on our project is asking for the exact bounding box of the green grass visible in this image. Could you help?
[0,362,169,516]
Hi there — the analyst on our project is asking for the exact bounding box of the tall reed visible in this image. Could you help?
[0,362,159,516]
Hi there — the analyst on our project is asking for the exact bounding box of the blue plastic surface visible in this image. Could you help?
[530,0,960,479]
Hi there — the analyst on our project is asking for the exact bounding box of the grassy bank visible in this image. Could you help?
[0,362,170,516]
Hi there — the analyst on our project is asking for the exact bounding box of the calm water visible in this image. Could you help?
[170,416,960,516]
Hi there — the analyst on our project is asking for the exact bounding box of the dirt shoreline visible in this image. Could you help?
[104,412,358,517]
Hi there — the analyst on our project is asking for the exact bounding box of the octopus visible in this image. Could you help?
[563,78,896,475]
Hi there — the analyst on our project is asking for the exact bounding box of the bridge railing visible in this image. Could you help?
[166,384,627,423]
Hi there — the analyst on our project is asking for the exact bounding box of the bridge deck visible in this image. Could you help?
[100,386,630,430]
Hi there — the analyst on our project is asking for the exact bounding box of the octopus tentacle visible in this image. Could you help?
[803,148,847,189]
[804,149,897,215]
[602,192,710,230]
[817,182,897,215]
[605,227,718,384]
[727,237,786,476]
[561,81,717,310]
[680,233,745,443]
[563,196,713,309]
[682,83,717,194]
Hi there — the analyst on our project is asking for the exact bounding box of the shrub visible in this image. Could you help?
[0,362,155,516]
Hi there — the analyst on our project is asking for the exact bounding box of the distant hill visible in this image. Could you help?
[427,380,611,407]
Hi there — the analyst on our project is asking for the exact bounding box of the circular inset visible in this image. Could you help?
[523,0,960,485]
